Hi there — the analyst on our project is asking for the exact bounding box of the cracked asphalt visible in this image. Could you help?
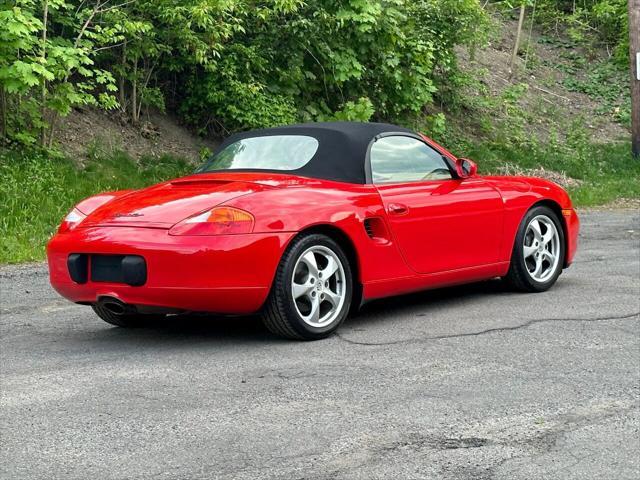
[1,210,639,480]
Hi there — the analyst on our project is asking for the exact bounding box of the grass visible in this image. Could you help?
[1,138,638,264]
[0,148,190,264]
[466,140,640,206]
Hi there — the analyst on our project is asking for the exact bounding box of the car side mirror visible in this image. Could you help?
[457,158,477,178]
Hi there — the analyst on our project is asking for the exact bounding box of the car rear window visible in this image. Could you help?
[197,135,319,173]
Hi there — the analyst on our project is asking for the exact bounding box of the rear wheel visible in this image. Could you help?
[262,233,353,340]
[504,205,565,292]
[91,303,164,327]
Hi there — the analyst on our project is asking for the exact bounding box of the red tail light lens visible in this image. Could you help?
[58,208,87,233]
[169,207,254,236]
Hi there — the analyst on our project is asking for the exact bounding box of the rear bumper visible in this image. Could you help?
[563,208,580,267]
[47,227,294,314]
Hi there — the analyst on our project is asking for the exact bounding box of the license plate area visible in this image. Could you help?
[91,255,146,286]
[91,255,127,283]
[67,254,147,286]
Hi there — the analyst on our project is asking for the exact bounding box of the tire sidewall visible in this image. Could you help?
[279,234,353,338]
[513,206,566,291]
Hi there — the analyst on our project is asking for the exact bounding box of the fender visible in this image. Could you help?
[484,176,575,263]
[74,190,134,215]
[224,183,414,285]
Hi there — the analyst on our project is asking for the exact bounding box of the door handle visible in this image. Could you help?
[388,203,409,215]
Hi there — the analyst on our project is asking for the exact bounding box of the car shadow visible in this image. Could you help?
[350,278,510,327]
[98,312,275,343]
[77,278,517,346]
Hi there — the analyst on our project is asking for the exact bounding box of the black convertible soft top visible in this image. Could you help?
[214,121,415,184]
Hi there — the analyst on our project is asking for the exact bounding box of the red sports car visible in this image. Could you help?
[48,122,579,340]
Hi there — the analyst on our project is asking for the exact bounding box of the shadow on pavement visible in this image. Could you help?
[70,278,523,346]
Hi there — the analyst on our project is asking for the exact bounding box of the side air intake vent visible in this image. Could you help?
[363,217,390,244]
[364,219,375,239]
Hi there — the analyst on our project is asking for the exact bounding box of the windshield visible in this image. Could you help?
[197,135,319,173]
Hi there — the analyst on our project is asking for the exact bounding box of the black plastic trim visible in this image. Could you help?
[67,254,88,284]
[122,255,147,286]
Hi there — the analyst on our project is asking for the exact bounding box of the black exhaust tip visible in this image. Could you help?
[98,297,133,316]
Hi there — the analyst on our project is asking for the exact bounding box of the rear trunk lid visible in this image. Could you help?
[81,176,273,228]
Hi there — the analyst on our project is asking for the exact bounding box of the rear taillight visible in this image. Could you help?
[169,207,254,236]
[58,208,87,233]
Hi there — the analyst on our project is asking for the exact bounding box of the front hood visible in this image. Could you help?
[81,176,273,228]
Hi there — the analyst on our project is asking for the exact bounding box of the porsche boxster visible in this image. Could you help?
[47,122,579,340]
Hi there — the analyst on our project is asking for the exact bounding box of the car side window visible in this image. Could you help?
[370,136,453,184]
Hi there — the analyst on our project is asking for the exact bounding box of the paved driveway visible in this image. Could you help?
[1,210,638,479]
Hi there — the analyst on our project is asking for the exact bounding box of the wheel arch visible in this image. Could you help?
[529,199,569,268]
[289,224,363,309]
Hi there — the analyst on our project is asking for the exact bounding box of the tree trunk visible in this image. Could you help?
[40,0,49,147]
[509,3,526,79]
[119,42,127,113]
[0,88,7,140]
[47,114,57,149]
[132,57,138,124]
[629,0,640,158]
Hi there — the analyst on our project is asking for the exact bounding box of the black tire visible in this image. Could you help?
[262,233,353,340]
[91,303,163,327]
[504,205,566,292]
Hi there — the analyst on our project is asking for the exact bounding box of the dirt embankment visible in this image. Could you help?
[57,108,218,163]
[456,17,628,143]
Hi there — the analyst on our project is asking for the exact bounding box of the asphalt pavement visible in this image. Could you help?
[1,210,639,480]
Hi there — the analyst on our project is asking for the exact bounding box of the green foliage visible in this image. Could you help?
[313,98,375,122]
[0,147,190,263]
[432,83,639,206]
[0,0,128,146]
[562,61,630,126]
[1,0,489,142]
[422,112,447,138]
[465,139,640,207]
[0,0,630,142]
[501,82,529,115]
[529,0,629,66]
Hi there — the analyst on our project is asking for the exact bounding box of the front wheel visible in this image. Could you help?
[504,205,566,292]
[262,234,353,340]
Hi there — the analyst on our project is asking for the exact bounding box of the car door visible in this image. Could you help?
[370,134,504,274]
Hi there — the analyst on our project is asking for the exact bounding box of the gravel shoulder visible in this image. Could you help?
[1,211,639,480]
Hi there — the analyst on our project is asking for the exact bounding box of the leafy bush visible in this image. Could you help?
[530,0,629,66]
[562,61,631,126]
[1,0,489,143]
[0,0,122,146]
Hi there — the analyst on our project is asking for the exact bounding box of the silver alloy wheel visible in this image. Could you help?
[291,245,346,328]
[523,214,561,283]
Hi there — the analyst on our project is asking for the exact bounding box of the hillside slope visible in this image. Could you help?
[57,109,217,164]
[53,15,629,163]
[452,17,629,144]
